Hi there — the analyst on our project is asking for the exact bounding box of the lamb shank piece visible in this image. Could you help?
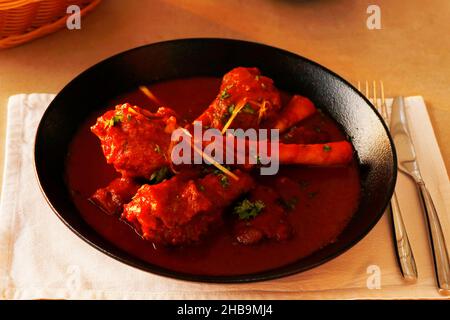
[195,67,282,130]
[194,67,320,134]
[91,103,178,179]
[122,170,255,245]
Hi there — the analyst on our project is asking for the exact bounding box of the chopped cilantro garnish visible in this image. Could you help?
[233,199,265,220]
[228,104,235,114]
[242,103,255,114]
[149,167,169,184]
[104,119,113,128]
[105,113,123,128]
[210,165,231,176]
[154,144,161,154]
[220,88,231,100]
[219,174,229,188]
[221,112,230,124]
[278,196,299,211]
[198,184,205,192]
[201,165,232,188]
[323,144,332,152]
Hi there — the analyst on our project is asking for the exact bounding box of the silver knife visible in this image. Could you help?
[391,96,450,295]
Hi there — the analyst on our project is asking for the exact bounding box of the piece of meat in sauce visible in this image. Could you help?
[90,177,141,215]
[91,103,177,179]
[122,170,255,245]
[234,186,292,245]
[195,67,281,130]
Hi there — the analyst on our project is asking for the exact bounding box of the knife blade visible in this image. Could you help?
[389,97,421,181]
[390,96,450,295]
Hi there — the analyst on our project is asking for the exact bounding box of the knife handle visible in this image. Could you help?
[418,182,450,295]
[390,191,418,281]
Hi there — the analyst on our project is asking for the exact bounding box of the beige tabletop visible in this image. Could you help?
[0,0,449,299]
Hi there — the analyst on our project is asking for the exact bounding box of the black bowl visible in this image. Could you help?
[34,38,396,283]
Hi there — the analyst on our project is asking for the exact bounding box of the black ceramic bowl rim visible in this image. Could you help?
[34,38,397,283]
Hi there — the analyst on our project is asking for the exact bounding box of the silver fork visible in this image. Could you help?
[358,80,418,282]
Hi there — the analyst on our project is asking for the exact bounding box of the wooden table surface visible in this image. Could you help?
[0,0,449,299]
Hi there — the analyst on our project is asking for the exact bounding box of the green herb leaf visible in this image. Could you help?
[149,167,169,184]
[323,144,332,152]
[210,165,231,176]
[104,119,114,128]
[154,144,161,154]
[105,113,124,128]
[233,199,265,220]
[219,174,229,188]
[202,165,232,187]
[278,196,299,211]
[113,114,123,124]
[228,104,235,114]
[221,112,230,124]
[220,88,231,100]
[242,103,255,114]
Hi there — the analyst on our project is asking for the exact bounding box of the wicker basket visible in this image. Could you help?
[0,0,101,49]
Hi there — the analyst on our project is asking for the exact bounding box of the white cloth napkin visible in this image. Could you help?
[0,94,449,300]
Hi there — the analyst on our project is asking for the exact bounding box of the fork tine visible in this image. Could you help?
[379,81,389,120]
[373,80,377,107]
[359,80,387,119]
[379,80,389,121]
[365,80,369,99]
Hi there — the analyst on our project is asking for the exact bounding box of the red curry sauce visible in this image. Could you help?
[66,77,360,275]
